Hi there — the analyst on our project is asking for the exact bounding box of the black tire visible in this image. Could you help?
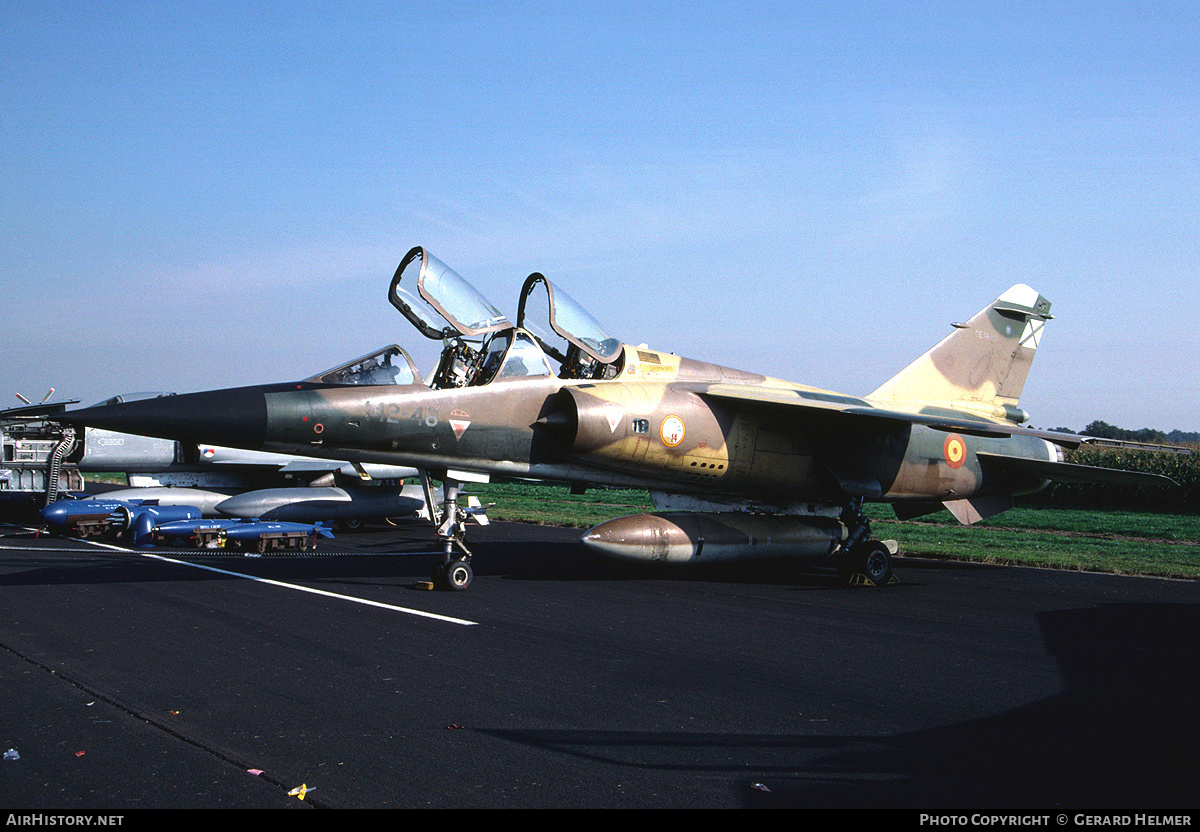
[855,540,893,587]
[441,559,473,591]
[433,559,473,591]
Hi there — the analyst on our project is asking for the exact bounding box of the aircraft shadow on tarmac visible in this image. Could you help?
[478,601,1200,810]
[469,540,1004,588]
[0,514,1021,595]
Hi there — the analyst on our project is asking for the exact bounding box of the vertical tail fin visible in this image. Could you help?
[868,284,1053,421]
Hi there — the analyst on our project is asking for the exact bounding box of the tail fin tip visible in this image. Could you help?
[868,285,1053,413]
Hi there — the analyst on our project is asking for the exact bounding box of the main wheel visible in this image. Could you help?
[854,540,893,587]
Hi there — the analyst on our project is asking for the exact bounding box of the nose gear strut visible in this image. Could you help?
[420,471,474,591]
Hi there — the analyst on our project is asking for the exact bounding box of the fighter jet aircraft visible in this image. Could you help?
[56,246,1176,590]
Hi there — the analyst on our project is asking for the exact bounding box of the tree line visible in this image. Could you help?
[1066,420,1200,447]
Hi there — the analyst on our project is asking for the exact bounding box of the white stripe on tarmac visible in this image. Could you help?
[6,536,478,626]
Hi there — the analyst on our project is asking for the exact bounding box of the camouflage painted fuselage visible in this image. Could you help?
[252,344,1055,511]
[52,267,1181,576]
[57,282,1064,524]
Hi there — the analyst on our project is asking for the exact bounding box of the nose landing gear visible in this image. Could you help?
[423,472,476,591]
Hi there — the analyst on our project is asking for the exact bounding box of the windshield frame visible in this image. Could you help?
[305,344,424,387]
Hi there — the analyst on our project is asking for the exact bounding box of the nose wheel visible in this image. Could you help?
[433,558,473,591]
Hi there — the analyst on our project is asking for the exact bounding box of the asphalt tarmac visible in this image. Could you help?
[1,519,1197,811]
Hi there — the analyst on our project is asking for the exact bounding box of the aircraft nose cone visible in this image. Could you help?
[59,386,271,449]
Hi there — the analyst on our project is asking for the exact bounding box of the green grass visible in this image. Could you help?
[874,518,1200,579]
[85,472,129,485]
[468,482,1200,580]
[469,482,654,528]
[879,504,1200,540]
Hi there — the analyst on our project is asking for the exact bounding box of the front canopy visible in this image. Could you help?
[389,246,512,340]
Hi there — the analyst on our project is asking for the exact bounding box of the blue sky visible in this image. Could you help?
[3,1,1197,431]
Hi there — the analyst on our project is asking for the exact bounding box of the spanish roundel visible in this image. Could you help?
[944,433,967,469]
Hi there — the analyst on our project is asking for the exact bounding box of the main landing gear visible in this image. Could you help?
[833,500,896,587]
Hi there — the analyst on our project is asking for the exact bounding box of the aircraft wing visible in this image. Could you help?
[694,384,1184,488]
[198,447,346,470]
[198,447,416,480]
[692,383,1091,446]
[276,460,353,472]
[975,452,1180,488]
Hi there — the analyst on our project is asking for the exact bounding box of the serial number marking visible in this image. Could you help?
[366,402,439,427]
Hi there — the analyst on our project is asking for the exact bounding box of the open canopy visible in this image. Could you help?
[517,272,622,366]
[386,246,624,387]
[389,246,512,339]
